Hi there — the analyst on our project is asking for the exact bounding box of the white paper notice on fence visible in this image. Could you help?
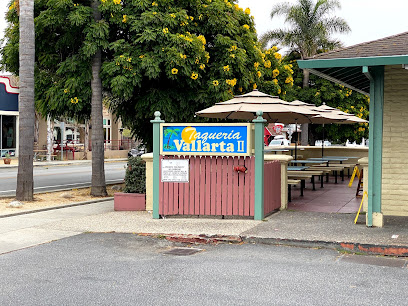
[161,159,189,183]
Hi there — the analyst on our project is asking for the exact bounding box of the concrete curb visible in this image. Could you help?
[133,233,408,257]
[244,236,408,257]
[0,197,113,219]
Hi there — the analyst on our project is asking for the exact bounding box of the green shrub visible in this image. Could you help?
[123,156,146,194]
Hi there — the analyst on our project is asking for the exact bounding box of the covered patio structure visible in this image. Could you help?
[298,32,408,227]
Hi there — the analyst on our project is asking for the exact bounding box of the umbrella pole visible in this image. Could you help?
[295,120,298,160]
[321,124,325,157]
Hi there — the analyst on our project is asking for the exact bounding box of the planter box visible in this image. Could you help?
[114,192,146,211]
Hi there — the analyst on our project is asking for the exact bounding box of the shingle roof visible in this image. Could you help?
[310,31,408,60]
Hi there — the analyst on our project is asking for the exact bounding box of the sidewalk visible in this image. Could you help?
[1,199,407,256]
[0,158,127,169]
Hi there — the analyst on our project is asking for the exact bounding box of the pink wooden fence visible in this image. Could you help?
[264,161,282,215]
[159,155,255,217]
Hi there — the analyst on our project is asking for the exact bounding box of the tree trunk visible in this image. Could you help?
[300,68,310,146]
[16,0,35,201]
[90,1,107,196]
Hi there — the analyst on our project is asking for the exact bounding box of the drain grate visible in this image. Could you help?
[163,247,203,256]
[341,255,407,268]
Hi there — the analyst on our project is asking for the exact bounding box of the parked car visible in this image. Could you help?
[128,148,145,157]
[269,136,290,146]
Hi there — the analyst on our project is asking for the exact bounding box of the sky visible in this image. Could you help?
[1,1,408,56]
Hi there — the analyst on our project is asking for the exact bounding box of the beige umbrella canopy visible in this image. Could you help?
[196,90,319,124]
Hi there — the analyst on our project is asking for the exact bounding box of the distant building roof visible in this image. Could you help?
[310,31,408,60]
[298,32,408,95]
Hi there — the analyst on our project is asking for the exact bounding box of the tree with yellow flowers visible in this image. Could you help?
[100,0,294,148]
[1,0,295,150]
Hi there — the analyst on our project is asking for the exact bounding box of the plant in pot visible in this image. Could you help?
[114,156,146,211]
[3,153,11,165]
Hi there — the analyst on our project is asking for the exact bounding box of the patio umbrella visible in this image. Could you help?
[196,90,318,124]
[196,90,321,159]
[308,103,368,156]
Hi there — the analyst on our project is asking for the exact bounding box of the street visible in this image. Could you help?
[0,161,127,196]
[0,234,407,306]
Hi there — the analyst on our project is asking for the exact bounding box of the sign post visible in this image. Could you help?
[253,111,266,220]
[151,111,164,219]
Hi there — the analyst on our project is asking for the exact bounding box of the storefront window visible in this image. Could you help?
[1,115,16,157]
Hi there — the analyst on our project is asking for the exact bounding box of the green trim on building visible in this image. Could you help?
[151,111,164,219]
[366,66,384,226]
[253,111,266,220]
[298,55,408,69]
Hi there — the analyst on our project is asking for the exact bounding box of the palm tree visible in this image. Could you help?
[261,0,350,144]
[164,128,180,149]
[16,0,35,201]
[90,0,107,197]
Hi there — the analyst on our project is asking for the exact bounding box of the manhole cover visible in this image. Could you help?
[163,247,203,256]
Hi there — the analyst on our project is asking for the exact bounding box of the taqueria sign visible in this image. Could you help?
[160,123,253,156]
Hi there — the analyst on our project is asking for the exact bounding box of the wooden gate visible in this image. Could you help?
[159,155,255,216]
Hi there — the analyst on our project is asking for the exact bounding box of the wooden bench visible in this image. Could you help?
[308,165,346,183]
[288,179,301,202]
[288,170,324,191]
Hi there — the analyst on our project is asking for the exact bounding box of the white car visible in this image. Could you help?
[269,136,290,146]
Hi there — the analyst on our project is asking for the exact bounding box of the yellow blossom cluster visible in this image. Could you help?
[264,60,271,68]
[213,80,219,86]
[229,45,237,52]
[122,15,127,23]
[180,53,187,59]
[254,62,259,69]
[113,0,121,4]
[163,28,169,34]
[226,78,237,86]
[257,71,262,78]
[274,53,282,60]
[344,89,353,97]
[9,1,17,10]
[285,76,294,86]
[243,24,250,30]
[197,35,206,45]
[244,8,250,14]
[272,69,279,78]
[152,1,158,6]
[200,64,205,70]
[171,68,178,75]
[179,33,193,42]
[70,97,79,104]
[170,13,176,18]
[191,72,199,80]
[272,79,278,85]
[223,65,230,72]
[283,64,293,74]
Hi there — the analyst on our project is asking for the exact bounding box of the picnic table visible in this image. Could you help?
[308,157,349,164]
[288,166,309,171]
[291,159,327,166]
[264,148,290,154]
